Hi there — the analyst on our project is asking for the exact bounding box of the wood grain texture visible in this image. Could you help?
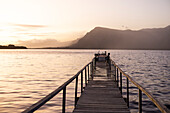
[73,61,130,113]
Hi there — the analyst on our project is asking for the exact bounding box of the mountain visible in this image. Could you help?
[17,38,79,48]
[69,25,170,49]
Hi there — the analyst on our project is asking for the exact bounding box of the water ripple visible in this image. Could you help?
[0,50,169,113]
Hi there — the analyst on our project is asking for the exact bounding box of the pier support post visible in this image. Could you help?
[81,71,83,93]
[109,60,111,70]
[120,72,122,94]
[75,76,78,107]
[91,62,93,74]
[85,67,87,86]
[114,65,116,75]
[127,78,129,107]
[88,64,89,81]
[62,87,66,113]
[117,68,119,87]
[91,62,93,80]
[139,89,142,113]
[114,66,116,81]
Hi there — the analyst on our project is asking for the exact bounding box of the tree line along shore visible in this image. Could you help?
[0,44,27,49]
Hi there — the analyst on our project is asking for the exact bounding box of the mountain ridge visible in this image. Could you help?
[69,25,170,50]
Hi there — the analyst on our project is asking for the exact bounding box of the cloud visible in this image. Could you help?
[18,32,56,37]
[17,39,74,48]
[16,31,85,42]
[13,24,47,28]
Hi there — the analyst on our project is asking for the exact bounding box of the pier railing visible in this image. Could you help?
[22,59,95,113]
[110,59,169,113]
[22,56,169,113]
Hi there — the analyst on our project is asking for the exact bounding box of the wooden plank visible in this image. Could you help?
[72,61,130,113]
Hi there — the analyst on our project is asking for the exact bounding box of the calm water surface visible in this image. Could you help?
[0,49,169,113]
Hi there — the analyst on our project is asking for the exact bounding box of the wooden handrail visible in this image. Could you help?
[22,56,169,113]
[22,61,93,113]
[111,59,170,113]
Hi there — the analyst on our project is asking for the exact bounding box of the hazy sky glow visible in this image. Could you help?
[0,0,170,46]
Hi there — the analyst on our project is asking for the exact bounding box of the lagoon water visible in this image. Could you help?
[0,49,169,113]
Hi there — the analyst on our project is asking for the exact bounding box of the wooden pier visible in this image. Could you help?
[73,55,130,113]
[22,52,169,113]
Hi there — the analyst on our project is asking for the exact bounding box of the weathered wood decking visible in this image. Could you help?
[73,59,130,113]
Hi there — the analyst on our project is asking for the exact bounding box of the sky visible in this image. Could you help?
[0,0,170,47]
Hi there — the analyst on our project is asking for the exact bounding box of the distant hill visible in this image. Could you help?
[69,25,170,49]
[18,38,79,48]
[0,44,27,49]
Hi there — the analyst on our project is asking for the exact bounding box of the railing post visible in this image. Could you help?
[85,67,87,86]
[94,58,96,69]
[91,62,93,80]
[115,65,116,75]
[120,72,122,94]
[139,89,142,113]
[114,66,116,81]
[81,71,83,93]
[75,76,78,107]
[88,64,89,81]
[92,61,93,74]
[109,59,111,70]
[127,78,129,107]
[90,63,91,76]
[62,87,66,113]
[117,68,119,87]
